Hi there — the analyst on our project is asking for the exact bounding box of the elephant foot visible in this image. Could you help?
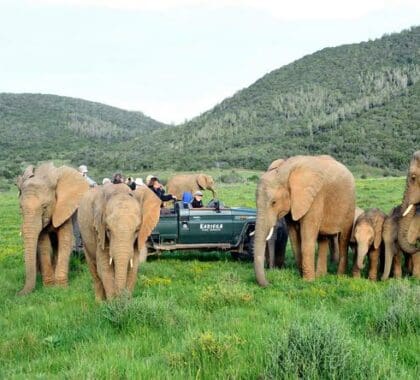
[316,270,327,277]
[302,273,316,281]
[54,277,68,287]
[43,277,55,286]
[381,275,389,281]
[368,275,377,281]
[17,286,34,296]
[352,270,361,278]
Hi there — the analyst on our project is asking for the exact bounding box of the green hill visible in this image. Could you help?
[1,26,419,185]
[0,93,167,181]
[134,26,419,171]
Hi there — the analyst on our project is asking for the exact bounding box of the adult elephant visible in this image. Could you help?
[398,151,420,278]
[17,163,89,295]
[167,173,216,200]
[254,155,355,285]
[77,184,161,300]
[351,208,386,280]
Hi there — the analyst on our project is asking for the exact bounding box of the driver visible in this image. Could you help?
[192,191,204,208]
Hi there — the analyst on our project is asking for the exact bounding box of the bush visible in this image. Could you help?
[219,170,244,184]
[265,313,394,379]
[101,291,183,330]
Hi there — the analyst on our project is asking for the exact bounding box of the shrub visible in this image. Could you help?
[265,313,394,379]
[219,170,244,184]
[101,291,183,330]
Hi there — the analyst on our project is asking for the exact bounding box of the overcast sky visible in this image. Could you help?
[0,1,419,124]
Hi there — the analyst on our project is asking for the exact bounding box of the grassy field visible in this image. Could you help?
[0,177,419,379]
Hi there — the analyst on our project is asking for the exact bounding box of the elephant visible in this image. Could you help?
[351,208,386,280]
[16,163,89,295]
[398,151,420,278]
[254,155,356,285]
[77,184,161,300]
[382,206,406,280]
[166,173,216,200]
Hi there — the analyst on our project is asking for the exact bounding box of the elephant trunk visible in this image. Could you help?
[381,241,395,280]
[254,211,273,287]
[111,241,132,296]
[19,211,42,295]
[357,243,369,270]
[398,207,419,255]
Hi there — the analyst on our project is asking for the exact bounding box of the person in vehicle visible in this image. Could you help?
[78,165,96,187]
[192,191,204,208]
[148,177,177,204]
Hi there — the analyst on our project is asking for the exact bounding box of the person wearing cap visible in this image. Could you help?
[78,164,97,188]
[145,174,156,187]
[191,191,204,208]
[148,177,177,204]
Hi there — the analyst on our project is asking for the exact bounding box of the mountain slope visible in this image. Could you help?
[0,93,167,178]
[130,26,419,171]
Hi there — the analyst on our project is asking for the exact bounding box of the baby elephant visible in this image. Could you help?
[352,208,386,280]
[78,184,161,300]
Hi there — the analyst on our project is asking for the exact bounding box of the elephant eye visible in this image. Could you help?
[411,174,416,182]
[271,200,277,206]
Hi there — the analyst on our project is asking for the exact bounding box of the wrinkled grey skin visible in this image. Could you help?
[398,151,420,278]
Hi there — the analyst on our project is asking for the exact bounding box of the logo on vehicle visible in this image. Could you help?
[200,223,223,232]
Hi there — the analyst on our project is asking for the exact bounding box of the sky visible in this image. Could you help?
[0,1,419,124]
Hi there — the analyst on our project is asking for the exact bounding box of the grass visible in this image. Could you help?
[0,177,419,378]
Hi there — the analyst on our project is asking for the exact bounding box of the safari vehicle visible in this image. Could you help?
[148,199,288,260]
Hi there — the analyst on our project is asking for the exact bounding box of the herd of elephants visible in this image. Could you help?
[15,151,420,300]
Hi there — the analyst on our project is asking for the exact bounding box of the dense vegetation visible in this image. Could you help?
[1,178,419,378]
[1,26,419,185]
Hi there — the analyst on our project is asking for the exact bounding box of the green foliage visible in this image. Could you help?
[266,313,396,379]
[0,174,419,377]
[1,27,420,184]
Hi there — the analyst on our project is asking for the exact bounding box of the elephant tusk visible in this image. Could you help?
[249,230,255,236]
[402,204,414,217]
[130,258,133,268]
[109,257,113,265]
[266,227,274,241]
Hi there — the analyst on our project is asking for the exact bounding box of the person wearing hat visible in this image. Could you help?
[191,191,204,208]
[148,177,177,205]
[78,164,96,187]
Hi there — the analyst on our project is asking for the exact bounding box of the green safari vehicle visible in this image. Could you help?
[147,199,288,260]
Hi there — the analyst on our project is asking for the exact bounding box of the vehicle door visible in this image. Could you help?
[178,207,233,244]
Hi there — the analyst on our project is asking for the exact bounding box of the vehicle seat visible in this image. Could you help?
[182,192,193,209]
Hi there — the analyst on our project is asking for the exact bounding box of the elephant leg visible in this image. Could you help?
[288,223,301,273]
[329,235,340,263]
[412,252,420,279]
[38,231,55,286]
[337,231,350,275]
[97,248,115,299]
[127,255,140,293]
[54,219,74,286]
[351,247,361,278]
[316,237,329,277]
[84,249,105,301]
[300,221,319,281]
[368,248,379,281]
[392,250,402,279]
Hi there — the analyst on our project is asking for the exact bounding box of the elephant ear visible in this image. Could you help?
[196,174,207,189]
[133,187,161,249]
[373,212,385,249]
[52,166,89,228]
[289,168,324,221]
[93,189,107,251]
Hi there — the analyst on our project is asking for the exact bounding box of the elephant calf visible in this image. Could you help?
[352,208,386,280]
[167,173,216,200]
[78,184,161,300]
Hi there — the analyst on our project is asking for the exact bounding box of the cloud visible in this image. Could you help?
[27,0,420,20]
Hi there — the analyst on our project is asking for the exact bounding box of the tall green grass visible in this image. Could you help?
[0,178,419,378]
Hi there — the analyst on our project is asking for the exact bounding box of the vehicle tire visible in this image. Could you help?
[231,234,254,261]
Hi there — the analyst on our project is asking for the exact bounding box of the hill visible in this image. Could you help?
[1,26,419,184]
[132,26,420,171]
[0,93,167,182]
